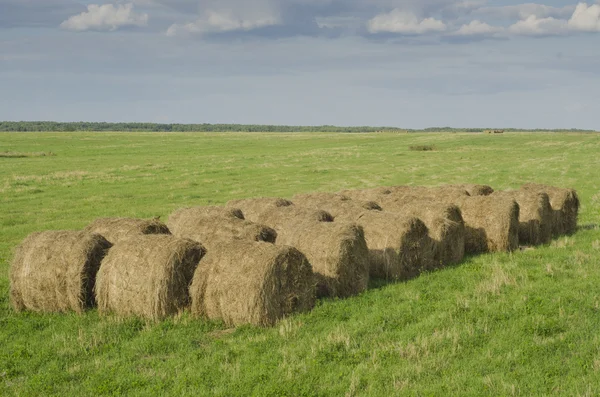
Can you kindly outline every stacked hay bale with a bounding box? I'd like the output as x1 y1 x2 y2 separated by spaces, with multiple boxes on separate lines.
341 186 518 254
227 197 334 224
521 183 580 236
230 200 369 298
293 193 435 280
226 197 294 222
190 241 315 327
491 190 553 246
167 206 276 246
95 234 205 320
374 197 465 268
84 217 171 244
10 231 111 313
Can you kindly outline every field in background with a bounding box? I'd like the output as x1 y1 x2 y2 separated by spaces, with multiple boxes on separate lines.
1 131 600 395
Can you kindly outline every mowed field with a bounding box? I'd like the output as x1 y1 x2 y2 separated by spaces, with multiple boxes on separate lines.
1 131 600 396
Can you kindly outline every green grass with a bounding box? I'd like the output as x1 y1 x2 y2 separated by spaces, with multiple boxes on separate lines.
1 131 600 396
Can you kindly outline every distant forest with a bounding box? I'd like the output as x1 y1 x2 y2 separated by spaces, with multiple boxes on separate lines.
0 121 596 133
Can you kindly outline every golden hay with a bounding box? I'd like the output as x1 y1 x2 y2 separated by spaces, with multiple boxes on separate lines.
95 234 205 320
454 184 494 196
339 185 470 202
229 198 334 224
376 197 465 268
293 194 434 279
10 231 111 313
84 217 170 244
226 197 293 222
453 195 520 253
521 183 580 236
167 210 276 246
190 241 315 327
257 215 369 298
492 190 553 246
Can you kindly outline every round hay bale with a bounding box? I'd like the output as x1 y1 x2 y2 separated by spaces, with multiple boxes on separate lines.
492 190 553 245
453 195 520 253
96 234 205 320
293 194 433 279
265 218 369 298
10 231 111 313
84 217 171 244
226 197 293 222
167 210 276 247
340 185 470 202
190 241 315 327
521 183 580 236
377 197 465 268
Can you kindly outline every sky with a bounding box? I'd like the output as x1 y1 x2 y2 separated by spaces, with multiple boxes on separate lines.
1 0 599 129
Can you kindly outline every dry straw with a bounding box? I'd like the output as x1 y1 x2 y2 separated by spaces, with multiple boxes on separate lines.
340 185 470 202
167 207 276 246
521 183 580 236
190 241 315 327
292 194 434 281
258 213 369 298
95 234 205 320
10 231 111 313
455 184 494 196
377 196 465 268
226 197 294 222
492 190 553 246
84 217 170 244
453 195 520 253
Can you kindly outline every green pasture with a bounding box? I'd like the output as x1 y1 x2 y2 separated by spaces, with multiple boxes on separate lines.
1 131 599 396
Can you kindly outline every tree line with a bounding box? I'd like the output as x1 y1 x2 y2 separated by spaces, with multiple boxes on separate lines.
0 121 596 133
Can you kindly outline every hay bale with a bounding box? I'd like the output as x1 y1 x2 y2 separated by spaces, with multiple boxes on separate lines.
228 198 333 224
190 241 315 327
168 206 244 230
84 217 170 244
340 185 470 202
455 184 494 196
521 183 580 236
167 209 276 246
453 196 520 253
293 194 434 279
292 193 382 218
226 197 293 222
376 197 465 268
96 234 205 320
256 215 369 298
492 190 553 245
10 231 111 313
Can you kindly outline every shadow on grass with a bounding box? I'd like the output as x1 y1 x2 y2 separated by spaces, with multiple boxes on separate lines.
578 224 599 231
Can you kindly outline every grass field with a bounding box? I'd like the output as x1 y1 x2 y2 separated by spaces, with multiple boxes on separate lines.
1 131 600 396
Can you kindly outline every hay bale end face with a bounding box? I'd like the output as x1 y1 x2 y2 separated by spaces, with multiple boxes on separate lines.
190 241 315 327
10 231 111 313
84 217 171 244
95 235 205 320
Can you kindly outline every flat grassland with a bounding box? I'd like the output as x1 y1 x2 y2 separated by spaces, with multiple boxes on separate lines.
1 131 600 396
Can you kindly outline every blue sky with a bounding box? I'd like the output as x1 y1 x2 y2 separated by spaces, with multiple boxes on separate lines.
1 0 599 128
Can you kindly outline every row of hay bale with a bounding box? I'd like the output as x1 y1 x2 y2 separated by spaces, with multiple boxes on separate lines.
9 183 579 327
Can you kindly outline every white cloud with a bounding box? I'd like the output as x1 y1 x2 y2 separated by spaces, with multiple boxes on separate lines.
367 9 446 34
508 15 568 36
60 3 148 31
453 20 503 36
166 8 281 36
477 4 575 20
568 3 600 32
